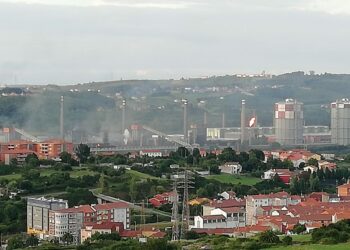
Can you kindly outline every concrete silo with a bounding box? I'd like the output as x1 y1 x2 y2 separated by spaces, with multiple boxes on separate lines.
331 98 350 145
274 99 304 145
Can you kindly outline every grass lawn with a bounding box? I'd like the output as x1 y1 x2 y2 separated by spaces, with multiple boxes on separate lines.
126 169 160 180
205 173 261 185
289 234 312 242
267 242 350 250
0 173 21 181
0 167 97 181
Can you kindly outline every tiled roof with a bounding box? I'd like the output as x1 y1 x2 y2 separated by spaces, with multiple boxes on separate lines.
57 205 95 213
208 199 245 208
90 222 124 230
201 215 226 220
94 201 129 210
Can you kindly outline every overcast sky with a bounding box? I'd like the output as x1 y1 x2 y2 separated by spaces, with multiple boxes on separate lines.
1 0 350 84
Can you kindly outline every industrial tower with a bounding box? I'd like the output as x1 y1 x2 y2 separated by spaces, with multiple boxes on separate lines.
121 99 126 133
240 99 246 143
60 96 64 139
183 99 188 143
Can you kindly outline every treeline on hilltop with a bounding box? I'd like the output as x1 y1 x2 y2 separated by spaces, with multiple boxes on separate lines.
3 72 350 134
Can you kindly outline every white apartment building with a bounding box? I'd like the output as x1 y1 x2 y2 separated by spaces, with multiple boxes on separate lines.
49 208 84 244
219 162 242 175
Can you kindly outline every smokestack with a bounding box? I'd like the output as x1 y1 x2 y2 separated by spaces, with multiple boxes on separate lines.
222 112 226 128
240 100 246 143
203 110 208 126
183 99 188 143
121 99 126 133
60 96 64 140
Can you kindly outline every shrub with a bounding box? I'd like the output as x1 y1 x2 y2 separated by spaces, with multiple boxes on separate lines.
282 236 293 246
259 230 280 244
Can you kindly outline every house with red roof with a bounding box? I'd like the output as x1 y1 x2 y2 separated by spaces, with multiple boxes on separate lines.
263 169 295 184
149 192 177 207
81 222 124 243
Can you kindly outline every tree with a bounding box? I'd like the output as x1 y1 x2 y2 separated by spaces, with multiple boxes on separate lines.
60 151 73 164
129 177 138 202
282 236 293 245
26 234 39 247
290 176 300 195
218 147 238 162
258 230 280 244
310 175 321 192
292 223 306 234
25 153 39 167
177 147 189 158
62 232 74 245
307 158 318 167
209 165 221 175
7 235 24 250
75 143 90 164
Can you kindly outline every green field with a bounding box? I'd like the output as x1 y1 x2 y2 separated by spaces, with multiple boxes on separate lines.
268 242 350 250
205 173 262 185
126 169 160 180
0 167 97 181
0 173 21 181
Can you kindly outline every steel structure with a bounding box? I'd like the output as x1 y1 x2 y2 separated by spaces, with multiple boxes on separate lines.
171 180 179 241
178 170 194 239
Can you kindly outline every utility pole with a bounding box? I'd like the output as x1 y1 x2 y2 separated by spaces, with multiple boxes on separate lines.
171 179 179 241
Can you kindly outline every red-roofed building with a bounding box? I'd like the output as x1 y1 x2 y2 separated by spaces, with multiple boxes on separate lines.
263 169 294 184
81 222 124 243
149 192 177 207
337 183 350 197
93 202 130 229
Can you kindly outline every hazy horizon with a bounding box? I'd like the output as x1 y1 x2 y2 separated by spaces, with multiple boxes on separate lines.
1 0 350 85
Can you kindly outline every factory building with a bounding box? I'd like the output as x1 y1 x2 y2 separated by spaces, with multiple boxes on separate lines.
274 99 304 145
331 98 350 145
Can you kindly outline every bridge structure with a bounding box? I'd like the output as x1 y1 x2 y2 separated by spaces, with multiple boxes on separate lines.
90 125 193 153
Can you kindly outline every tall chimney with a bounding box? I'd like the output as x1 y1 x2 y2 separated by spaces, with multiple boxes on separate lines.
240 99 246 143
60 96 64 139
222 112 226 128
121 99 126 133
183 99 188 143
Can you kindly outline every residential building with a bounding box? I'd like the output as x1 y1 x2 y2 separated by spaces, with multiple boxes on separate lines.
139 150 162 157
94 202 131 229
27 197 68 238
81 222 124 243
219 162 242 175
337 183 350 197
203 199 245 216
0 139 74 163
149 192 177 207
263 169 294 184
246 192 300 225
49 207 84 244
219 191 237 200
